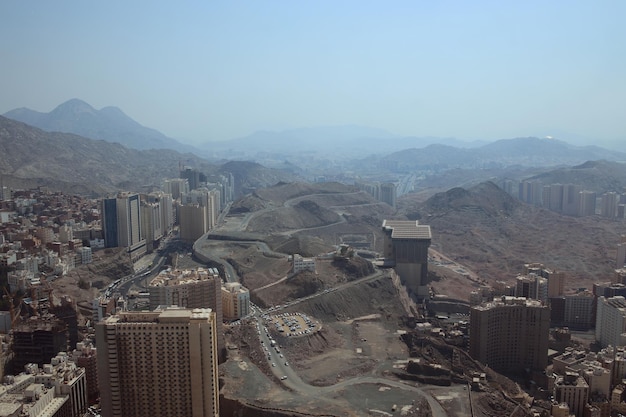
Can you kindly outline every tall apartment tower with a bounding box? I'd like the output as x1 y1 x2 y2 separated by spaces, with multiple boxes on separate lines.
617 235 626 268
181 167 202 191
519 180 543 206
141 200 162 252
547 183 564 212
102 192 146 260
602 192 618 219
469 296 550 374
382 220 431 298
178 204 208 242
163 178 189 200
515 273 548 302
525 263 565 298
181 188 220 231
380 183 397 208
148 268 224 358
96 307 219 417
578 191 597 217
562 184 582 216
595 296 626 348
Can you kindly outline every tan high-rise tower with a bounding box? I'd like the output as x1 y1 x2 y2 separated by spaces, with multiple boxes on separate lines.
469 296 549 374
96 307 219 417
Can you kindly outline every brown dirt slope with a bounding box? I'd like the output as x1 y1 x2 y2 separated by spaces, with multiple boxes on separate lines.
247 200 341 233
399 181 626 289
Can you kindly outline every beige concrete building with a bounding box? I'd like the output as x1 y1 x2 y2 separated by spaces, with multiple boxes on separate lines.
595 296 626 348
221 282 250 320
524 263 565 298
96 307 219 417
291 253 316 273
178 204 207 242
381 219 431 298
148 267 224 356
554 372 589 417
469 296 549 374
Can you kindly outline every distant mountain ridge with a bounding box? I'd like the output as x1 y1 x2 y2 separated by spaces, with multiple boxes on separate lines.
378 137 626 171
3 99 198 152
0 116 299 196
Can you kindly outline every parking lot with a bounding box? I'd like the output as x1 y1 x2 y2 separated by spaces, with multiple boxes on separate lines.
264 312 321 337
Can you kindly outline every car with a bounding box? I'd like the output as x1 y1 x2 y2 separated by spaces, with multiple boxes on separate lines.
271 363 276 367
280 376 287 380
284 362 289 366
279 353 283 358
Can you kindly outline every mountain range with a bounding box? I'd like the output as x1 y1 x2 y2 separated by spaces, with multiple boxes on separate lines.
3 99 199 153
3 98 626 197
7 99 626 172
0 116 299 196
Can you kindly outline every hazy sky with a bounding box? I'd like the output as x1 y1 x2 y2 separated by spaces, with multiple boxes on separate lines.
1 1 624 146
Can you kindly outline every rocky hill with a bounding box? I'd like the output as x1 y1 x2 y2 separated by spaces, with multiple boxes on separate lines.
400 181 626 288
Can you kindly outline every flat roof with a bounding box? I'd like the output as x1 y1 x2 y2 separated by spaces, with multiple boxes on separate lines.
382 220 431 239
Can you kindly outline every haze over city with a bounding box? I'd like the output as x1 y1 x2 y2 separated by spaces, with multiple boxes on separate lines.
1 1 625 148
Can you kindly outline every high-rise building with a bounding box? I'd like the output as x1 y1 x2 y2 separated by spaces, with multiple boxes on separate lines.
163 178 189 200
601 192 618 219
547 183 564 212
12 315 68 374
141 199 162 252
148 268 224 357
515 273 548 302
101 192 146 260
381 220 431 298
178 204 207 242
180 167 202 191
380 182 397 208
617 236 626 269
181 188 220 231
96 307 219 417
563 291 595 330
469 296 549 374
519 180 543 206
595 296 626 348
563 184 582 216
524 263 565 298
71 339 99 404
578 191 597 217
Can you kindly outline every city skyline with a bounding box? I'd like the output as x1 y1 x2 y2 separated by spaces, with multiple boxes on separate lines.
1 1 625 147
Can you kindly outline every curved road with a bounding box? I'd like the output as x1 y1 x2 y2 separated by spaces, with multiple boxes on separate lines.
195 192 453 416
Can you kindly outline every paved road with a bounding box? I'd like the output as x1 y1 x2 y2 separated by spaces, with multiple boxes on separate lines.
197 192 454 416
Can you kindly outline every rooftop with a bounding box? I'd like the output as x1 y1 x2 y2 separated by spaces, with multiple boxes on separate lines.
382 220 431 240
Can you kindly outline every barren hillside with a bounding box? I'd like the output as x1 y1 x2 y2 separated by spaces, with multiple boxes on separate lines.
399 181 626 290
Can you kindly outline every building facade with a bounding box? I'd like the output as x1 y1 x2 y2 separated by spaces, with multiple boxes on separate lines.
96 308 219 417
469 296 550 374
148 268 224 356
595 296 626 348
382 220 431 298
102 192 146 260
221 282 250 320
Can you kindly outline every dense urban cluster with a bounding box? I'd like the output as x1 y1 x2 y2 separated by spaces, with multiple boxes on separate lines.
2 174 626 417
